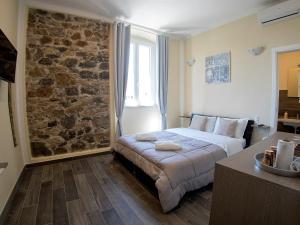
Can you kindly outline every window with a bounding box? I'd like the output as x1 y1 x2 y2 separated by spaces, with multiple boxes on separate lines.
125 37 156 107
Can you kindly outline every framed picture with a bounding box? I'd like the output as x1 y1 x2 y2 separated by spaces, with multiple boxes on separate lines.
205 52 231 84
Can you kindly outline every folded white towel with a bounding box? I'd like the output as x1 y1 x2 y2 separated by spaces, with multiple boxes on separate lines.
135 133 157 141
155 141 181 151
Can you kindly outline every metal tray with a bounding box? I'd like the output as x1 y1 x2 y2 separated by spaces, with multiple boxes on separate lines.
254 153 300 177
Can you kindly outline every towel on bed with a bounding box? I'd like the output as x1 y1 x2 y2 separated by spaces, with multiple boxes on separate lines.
155 140 182 151
136 133 157 141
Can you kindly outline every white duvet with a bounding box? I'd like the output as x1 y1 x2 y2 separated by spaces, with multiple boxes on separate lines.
167 128 245 157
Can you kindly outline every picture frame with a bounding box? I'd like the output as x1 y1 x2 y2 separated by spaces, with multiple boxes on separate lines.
205 52 231 84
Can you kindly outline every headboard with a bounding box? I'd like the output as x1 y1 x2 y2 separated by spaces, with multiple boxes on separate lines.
190 113 254 148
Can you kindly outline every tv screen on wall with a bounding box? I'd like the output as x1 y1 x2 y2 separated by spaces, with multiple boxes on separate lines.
0 29 17 83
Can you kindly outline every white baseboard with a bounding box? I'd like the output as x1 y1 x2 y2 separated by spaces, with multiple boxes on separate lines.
28 147 112 164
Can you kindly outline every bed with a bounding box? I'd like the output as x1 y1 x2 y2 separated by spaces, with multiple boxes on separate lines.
114 114 254 212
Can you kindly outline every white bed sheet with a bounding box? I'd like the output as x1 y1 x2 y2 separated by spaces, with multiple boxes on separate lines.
167 128 244 157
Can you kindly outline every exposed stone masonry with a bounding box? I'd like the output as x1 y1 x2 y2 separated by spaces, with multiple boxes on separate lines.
26 8 110 157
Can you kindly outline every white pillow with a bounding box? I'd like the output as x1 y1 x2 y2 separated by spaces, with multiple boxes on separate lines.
189 115 207 131
205 116 217 132
214 117 248 139
235 118 249 139
214 118 237 138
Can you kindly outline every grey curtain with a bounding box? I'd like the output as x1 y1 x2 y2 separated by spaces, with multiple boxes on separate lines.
157 35 169 130
114 22 131 137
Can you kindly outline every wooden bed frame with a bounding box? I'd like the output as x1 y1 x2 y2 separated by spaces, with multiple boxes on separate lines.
114 115 255 198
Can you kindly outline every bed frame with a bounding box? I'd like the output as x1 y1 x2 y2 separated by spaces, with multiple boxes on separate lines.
114 152 159 197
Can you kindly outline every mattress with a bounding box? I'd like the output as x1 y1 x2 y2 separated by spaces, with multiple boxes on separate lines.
115 128 245 212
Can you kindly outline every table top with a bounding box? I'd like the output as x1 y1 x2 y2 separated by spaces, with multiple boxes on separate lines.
217 132 300 192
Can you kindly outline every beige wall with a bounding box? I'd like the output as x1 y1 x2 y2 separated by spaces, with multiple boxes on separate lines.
123 106 161 135
123 39 181 134
184 14 300 134
0 0 24 215
168 39 181 128
278 51 300 90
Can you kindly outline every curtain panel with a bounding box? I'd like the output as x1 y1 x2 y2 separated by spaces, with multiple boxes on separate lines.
157 35 169 130
114 22 131 137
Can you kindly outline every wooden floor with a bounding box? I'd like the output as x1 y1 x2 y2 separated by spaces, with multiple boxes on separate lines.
4 153 212 225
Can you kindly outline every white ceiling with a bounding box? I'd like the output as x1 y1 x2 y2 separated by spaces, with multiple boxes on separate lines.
37 0 285 35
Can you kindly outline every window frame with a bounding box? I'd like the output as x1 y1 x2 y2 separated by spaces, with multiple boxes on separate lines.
125 36 157 107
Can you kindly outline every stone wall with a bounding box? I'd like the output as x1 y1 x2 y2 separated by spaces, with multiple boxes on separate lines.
25 9 111 157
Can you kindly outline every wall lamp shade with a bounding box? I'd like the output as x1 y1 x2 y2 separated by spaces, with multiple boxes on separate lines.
186 58 196 66
248 46 265 56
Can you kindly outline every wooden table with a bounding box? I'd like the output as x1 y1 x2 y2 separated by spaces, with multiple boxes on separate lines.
209 132 300 225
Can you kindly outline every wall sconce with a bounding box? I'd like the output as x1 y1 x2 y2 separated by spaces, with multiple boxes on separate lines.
186 58 196 67
248 46 265 56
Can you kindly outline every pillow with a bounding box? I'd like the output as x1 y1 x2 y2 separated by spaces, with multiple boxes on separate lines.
205 116 217 132
214 118 238 138
189 115 207 131
219 118 249 139
234 118 249 139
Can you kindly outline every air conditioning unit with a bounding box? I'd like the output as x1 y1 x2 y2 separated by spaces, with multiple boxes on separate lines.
258 0 300 25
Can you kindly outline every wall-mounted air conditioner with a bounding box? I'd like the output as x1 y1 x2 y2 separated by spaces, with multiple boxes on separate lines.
258 0 300 25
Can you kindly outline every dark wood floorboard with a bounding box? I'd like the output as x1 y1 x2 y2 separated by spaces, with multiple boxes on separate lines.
3 154 213 225
63 170 79 201
87 210 107 225
53 163 64 190
67 200 90 225
5 169 33 225
53 188 69 225
91 160 146 225
4 192 26 225
18 169 33 193
23 167 43 207
36 181 53 225
61 161 72 171
42 165 53 182
74 173 99 213
102 208 124 225
79 159 92 173
18 205 37 225
85 173 113 211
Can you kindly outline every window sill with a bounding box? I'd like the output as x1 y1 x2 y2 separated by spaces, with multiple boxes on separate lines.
125 105 157 108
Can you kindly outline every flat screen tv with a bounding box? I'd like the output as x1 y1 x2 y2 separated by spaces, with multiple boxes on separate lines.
0 29 17 83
